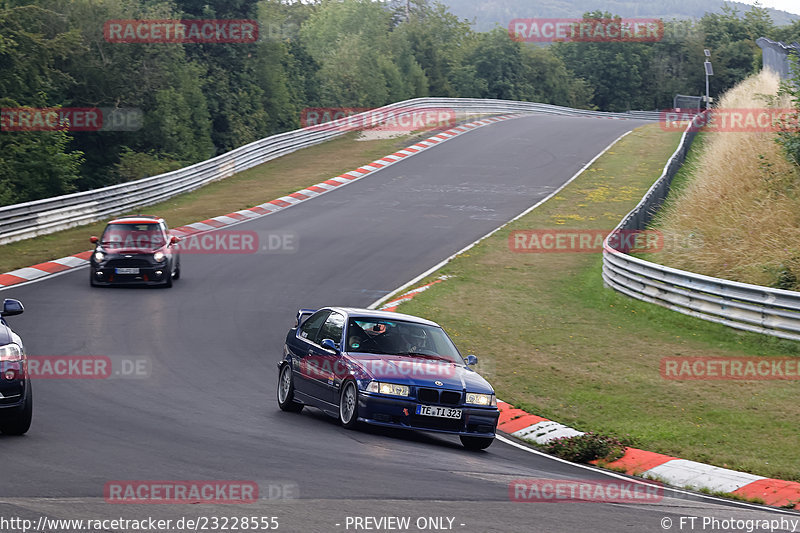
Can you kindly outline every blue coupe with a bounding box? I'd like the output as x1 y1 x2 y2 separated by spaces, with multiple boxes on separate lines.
277 307 499 450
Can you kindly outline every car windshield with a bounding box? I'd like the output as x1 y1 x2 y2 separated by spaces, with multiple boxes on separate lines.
101 223 165 250
346 318 463 364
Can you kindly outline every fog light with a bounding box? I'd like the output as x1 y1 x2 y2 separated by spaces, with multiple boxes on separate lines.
95 271 104 278
154 270 163 277
4 369 15 380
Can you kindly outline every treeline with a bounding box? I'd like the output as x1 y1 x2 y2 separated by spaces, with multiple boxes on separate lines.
1 0 799 207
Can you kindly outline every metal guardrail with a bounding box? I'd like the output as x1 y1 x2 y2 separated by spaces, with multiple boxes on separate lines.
602 115 800 341
0 98 659 244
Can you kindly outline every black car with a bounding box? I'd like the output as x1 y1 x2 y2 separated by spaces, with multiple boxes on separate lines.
90 215 181 287
0 298 31 435
277 307 500 450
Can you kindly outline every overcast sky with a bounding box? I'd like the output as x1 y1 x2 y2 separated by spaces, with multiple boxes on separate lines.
738 0 800 16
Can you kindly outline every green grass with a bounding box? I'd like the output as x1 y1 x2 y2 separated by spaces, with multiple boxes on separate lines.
0 131 426 274
395 124 800 481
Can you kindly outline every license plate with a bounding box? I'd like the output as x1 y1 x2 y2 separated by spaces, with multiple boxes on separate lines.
415 405 462 419
115 268 139 274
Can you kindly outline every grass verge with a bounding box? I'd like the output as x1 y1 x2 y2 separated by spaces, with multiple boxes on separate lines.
396 123 800 481
0 130 431 274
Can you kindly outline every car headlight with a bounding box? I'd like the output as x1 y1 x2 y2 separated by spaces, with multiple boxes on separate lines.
0 343 23 362
366 381 410 397
153 251 166 263
93 251 105 263
466 393 495 406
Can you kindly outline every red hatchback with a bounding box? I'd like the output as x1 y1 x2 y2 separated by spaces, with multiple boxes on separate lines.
89 215 181 287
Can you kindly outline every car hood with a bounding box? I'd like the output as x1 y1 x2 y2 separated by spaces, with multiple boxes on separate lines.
345 353 494 393
102 247 160 254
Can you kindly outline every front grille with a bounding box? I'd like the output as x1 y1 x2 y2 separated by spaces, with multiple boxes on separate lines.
440 391 461 405
106 258 152 268
416 388 462 406
417 388 439 403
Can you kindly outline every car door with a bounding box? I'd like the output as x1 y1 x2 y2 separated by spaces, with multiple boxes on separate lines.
307 311 346 405
290 309 330 398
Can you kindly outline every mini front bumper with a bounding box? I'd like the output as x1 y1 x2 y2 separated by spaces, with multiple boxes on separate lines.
0 373 28 410
357 392 499 437
91 265 169 285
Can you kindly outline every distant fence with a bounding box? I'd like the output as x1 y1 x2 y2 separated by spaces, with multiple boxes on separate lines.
757 37 800 80
0 98 659 245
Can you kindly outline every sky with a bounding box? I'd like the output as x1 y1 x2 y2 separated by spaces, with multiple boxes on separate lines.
737 0 800 16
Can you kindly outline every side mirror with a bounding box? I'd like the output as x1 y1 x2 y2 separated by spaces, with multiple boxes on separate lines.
465 354 478 366
170 235 180 245
320 339 340 353
1 299 24 317
90 236 99 244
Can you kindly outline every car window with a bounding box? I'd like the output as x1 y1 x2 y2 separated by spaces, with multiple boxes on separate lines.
298 310 329 342
316 312 345 344
101 223 166 249
348 317 462 363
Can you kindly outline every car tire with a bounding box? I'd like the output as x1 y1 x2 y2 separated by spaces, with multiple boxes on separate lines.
0 386 32 436
277 364 303 413
338 380 359 429
172 263 181 281
89 269 98 287
163 270 173 288
460 436 494 451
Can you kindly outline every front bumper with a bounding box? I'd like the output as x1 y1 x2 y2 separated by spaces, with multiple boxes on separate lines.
357 392 499 437
0 365 28 410
91 265 169 285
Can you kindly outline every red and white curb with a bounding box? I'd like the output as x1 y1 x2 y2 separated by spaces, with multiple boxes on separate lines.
379 278 800 510
0 252 92 288
0 115 521 290
496 401 800 508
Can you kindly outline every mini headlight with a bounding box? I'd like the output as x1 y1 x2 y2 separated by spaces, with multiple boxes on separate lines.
0 343 23 362
93 251 105 263
466 393 494 406
153 251 166 263
366 381 409 397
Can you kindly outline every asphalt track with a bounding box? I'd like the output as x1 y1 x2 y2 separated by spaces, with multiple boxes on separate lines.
1 114 795 532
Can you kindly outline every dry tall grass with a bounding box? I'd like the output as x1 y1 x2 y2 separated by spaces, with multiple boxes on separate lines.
651 70 800 290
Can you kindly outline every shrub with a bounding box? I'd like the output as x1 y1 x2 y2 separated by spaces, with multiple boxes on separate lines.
543 432 630 463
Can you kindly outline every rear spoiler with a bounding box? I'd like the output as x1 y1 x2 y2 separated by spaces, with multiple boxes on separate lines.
295 308 317 328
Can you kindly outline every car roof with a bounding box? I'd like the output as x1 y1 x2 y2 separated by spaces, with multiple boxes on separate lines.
107 215 164 225
326 307 441 327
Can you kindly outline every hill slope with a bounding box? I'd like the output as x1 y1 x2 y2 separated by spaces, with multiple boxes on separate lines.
440 0 799 31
